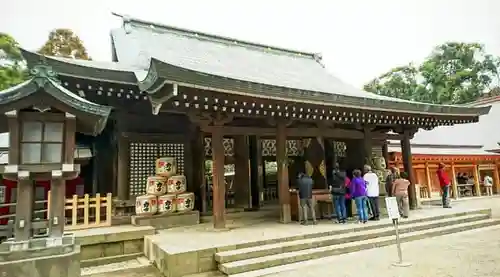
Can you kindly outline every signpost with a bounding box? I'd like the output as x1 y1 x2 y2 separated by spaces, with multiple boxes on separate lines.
385 197 412 267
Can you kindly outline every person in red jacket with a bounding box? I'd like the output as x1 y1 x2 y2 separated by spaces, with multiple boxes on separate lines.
437 163 452 208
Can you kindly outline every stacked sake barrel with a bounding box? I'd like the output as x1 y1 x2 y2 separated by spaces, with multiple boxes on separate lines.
135 157 195 216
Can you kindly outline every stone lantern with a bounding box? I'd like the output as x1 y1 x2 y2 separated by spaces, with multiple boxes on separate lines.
0 62 111 276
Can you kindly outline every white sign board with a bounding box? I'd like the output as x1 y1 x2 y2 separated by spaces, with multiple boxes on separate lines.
385 197 400 220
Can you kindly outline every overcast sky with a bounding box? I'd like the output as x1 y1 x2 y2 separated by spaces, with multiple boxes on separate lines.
2 0 499 87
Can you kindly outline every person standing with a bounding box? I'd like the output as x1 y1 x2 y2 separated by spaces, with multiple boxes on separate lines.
364 165 380 221
297 173 317 225
330 163 347 224
385 167 398 197
351 169 368 223
392 171 410 218
437 163 452 208
484 174 493 196
344 175 353 219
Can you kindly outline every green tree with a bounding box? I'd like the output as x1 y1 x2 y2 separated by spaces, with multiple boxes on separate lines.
0 33 27 90
38 28 91 60
365 42 500 104
364 64 426 101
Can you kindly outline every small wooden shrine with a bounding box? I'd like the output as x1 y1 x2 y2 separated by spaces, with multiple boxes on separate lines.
0 13 492 229
388 94 500 199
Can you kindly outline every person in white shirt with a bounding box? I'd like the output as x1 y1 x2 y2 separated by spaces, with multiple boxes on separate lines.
484 175 493 196
363 165 380 221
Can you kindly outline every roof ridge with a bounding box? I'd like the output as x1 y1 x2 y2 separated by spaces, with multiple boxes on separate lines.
111 12 320 59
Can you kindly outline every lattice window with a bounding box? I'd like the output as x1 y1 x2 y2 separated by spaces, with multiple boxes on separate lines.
204 138 234 157
333 141 347 158
129 142 185 196
261 139 303 157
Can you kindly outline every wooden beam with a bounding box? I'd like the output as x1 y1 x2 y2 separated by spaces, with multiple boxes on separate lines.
200 125 404 140
425 162 433 197
276 120 291 223
116 134 130 200
211 125 226 229
233 135 251 208
401 130 417 209
450 163 458 199
494 164 500 194
472 164 481 196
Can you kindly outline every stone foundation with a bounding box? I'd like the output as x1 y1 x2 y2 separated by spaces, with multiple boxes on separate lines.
0 235 80 277
132 210 200 229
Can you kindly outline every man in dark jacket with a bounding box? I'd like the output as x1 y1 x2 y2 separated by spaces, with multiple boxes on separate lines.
297 173 317 225
330 163 347 223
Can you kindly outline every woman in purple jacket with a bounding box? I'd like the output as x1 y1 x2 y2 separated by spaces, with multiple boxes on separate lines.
350 169 368 223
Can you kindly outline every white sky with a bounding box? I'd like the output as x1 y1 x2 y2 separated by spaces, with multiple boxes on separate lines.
2 0 500 87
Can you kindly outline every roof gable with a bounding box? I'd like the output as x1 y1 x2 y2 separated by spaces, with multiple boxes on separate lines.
403 100 500 151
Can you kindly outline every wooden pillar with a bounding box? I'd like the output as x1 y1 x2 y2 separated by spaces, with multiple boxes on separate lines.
363 127 373 166
211 126 226 229
400 130 417 209
48 176 65 240
450 163 458 199
191 129 206 213
324 139 335 184
116 134 130 200
473 164 481 196
15 178 34 241
494 164 500 194
233 135 251 208
249 136 263 209
276 121 291 223
424 162 432 198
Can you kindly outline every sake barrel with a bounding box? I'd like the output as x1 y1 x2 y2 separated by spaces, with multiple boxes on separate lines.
146 176 168 196
158 194 177 214
176 192 195 212
155 157 177 178
167 175 187 194
135 195 158 216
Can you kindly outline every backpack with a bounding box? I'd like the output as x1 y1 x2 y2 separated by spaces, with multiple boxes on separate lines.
331 171 346 195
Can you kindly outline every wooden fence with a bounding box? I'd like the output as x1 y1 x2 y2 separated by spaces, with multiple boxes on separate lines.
48 192 113 230
0 192 113 237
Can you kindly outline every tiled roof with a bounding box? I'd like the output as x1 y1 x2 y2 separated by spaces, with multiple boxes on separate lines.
389 97 500 155
409 99 500 151
108 14 489 117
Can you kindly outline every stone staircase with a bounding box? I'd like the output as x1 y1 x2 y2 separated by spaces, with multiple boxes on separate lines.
215 209 500 276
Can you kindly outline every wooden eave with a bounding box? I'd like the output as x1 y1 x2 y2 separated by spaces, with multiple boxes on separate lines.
21 51 490 128
0 65 112 136
21 49 141 85
139 59 489 123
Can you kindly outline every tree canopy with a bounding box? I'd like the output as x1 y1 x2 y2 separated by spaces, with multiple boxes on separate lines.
38 28 91 60
365 42 500 104
0 33 26 90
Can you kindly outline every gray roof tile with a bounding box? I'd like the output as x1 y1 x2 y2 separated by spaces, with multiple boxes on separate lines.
390 97 500 154
109 20 423 104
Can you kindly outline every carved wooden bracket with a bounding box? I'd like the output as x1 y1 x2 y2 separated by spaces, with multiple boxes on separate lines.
187 111 234 130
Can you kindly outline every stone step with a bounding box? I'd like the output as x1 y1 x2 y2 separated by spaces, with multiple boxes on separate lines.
217 208 490 251
216 213 488 263
230 224 500 277
81 256 152 276
219 218 500 275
